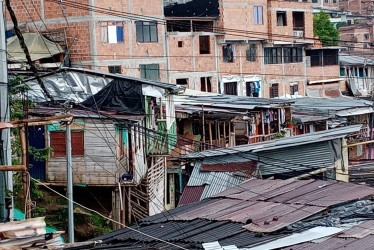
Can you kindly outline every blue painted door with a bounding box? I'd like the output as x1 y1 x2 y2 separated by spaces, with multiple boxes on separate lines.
28 126 46 181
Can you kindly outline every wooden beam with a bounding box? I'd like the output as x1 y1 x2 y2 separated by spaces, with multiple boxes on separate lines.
11 114 73 125
0 165 26 171
344 140 374 148
12 120 62 128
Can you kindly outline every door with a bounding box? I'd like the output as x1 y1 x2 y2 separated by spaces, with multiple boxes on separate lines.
28 126 46 181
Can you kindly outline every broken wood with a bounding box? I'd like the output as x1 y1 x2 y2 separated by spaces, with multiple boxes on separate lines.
0 165 26 171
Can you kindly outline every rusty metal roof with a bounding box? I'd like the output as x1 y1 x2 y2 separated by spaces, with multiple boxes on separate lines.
85 180 374 250
178 186 205 207
176 179 374 233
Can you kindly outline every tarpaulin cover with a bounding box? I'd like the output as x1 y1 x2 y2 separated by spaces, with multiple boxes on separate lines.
82 79 145 114
7 33 63 62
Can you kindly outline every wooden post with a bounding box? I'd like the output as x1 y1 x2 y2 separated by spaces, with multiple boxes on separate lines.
228 121 232 146
223 121 226 147
209 122 213 148
261 111 265 141
202 105 205 150
277 108 281 132
19 126 31 219
217 121 221 147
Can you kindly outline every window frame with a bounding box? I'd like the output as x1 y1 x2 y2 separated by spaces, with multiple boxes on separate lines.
270 83 279 98
108 66 121 74
136 21 158 43
223 44 235 63
100 21 124 44
284 47 303 63
264 47 282 64
276 11 287 26
246 44 257 62
199 36 211 54
290 84 299 95
200 77 212 92
254 6 263 25
50 131 84 157
140 64 160 81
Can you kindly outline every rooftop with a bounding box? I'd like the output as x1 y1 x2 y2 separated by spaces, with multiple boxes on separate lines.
76 179 374 250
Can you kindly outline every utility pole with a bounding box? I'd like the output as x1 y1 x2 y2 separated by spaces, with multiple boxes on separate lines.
66 121 74 243
0 0 13 222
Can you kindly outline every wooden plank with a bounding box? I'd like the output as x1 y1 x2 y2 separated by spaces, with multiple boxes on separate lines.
11 115 72 125
0 165 26 171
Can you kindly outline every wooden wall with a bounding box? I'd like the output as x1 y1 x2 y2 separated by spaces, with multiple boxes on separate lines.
46 119 123 186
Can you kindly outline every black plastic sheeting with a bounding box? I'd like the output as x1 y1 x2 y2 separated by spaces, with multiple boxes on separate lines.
81 79 145 115
287 200 374 232
164 0 219 17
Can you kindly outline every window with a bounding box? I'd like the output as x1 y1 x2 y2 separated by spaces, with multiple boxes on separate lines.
199 36 210 54
312 0 318 3
201 77 212 92
270 84 279 98
254 6 263 24
178 41 183 47
333 0 336 3
136 21 158 42
284 47 303 63
224 82 238 95
306 49 338 66
108 66 121 74
340 67 345 76
100 22 124 43
277 11 287 26
264 47 282 64
223 44 235 63
140 64 159 81
364 34 370 40
324 0 328 3
246 44 257 62
293 12 304 29
290 84 299 95
246 82 260 97
50 131 84 157
176 78 188 85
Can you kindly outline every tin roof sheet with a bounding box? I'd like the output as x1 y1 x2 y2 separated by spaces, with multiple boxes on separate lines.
337 220 374 239
178 186 205 207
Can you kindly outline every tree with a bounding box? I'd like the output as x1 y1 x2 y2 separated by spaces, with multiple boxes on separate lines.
314 11 339 46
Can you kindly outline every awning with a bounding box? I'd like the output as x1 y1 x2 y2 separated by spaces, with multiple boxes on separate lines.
308 78 344 84
7 33 63 62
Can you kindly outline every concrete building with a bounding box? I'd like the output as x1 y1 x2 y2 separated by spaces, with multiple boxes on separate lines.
7 0 340 98
165 0 339 98
6 0 169 81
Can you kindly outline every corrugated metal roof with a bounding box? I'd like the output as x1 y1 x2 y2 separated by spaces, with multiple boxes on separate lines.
340 54 374 66
178 186 205 207
291 97 372 118
87 179 374 250
178 125 361 161
281 222 374 250
337 220 374 239
174 179 374 233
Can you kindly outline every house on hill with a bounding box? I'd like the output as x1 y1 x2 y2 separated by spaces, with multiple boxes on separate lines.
68 178 374 249
25 68 184 226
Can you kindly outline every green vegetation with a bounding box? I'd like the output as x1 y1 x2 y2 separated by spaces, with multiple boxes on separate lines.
314 11 340 46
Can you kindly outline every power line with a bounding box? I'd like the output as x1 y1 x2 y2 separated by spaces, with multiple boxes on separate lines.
30 177 189 250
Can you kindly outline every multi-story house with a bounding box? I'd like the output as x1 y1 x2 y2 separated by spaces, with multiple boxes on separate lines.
164 0 340 98
6 0 168 82
7 0 340 99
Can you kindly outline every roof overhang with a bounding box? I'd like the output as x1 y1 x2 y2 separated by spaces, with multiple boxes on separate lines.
308 78 344 84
